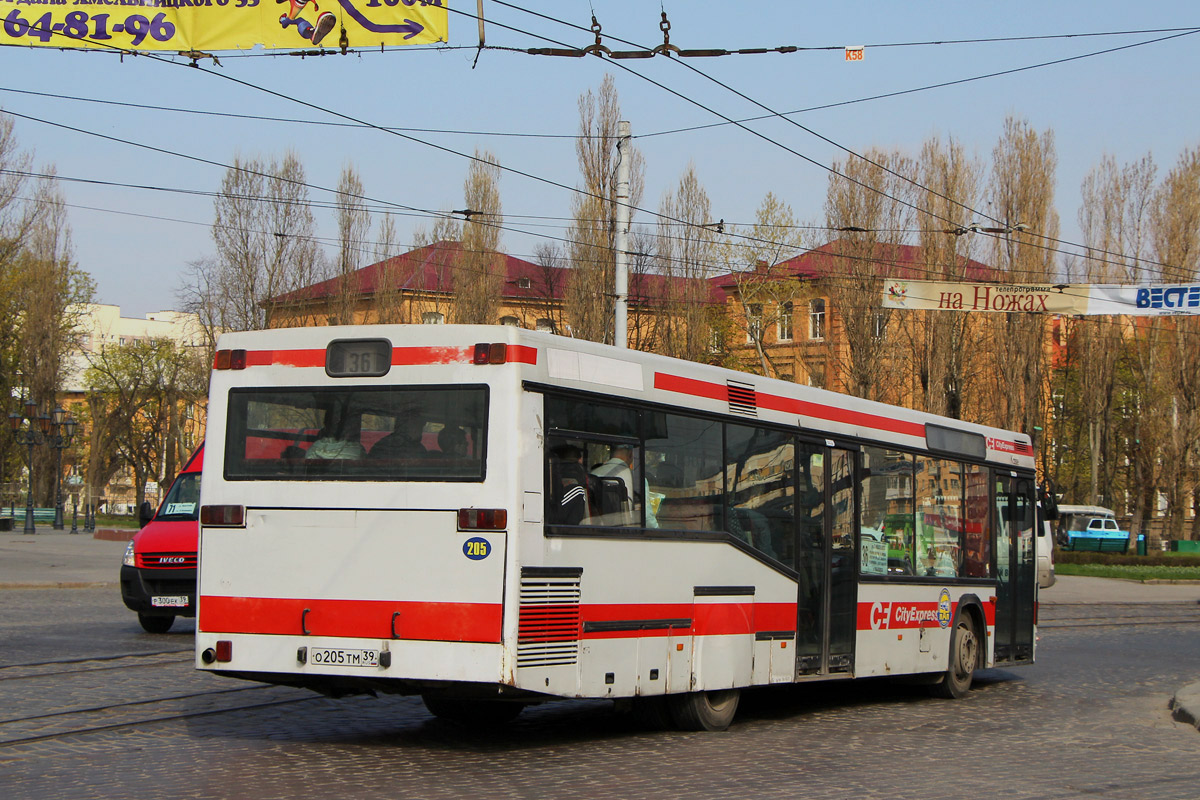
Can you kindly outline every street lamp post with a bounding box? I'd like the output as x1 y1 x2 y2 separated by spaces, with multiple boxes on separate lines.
49 407 77 531
8 398 50 535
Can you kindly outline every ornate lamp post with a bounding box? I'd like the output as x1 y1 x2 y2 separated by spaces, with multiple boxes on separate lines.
8 398 50 535
49 407 77 530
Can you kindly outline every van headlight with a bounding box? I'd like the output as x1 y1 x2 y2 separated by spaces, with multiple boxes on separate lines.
123 541 136 567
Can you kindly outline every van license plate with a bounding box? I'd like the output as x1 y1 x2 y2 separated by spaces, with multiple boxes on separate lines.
309 648 379 668
151 595 189 607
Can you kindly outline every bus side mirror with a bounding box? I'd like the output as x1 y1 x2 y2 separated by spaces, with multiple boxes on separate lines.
138 501 155 528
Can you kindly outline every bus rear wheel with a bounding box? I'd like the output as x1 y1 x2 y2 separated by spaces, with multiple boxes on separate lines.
137 613 174 634
421 693 524 726
931 614 979 699
667 688 740 731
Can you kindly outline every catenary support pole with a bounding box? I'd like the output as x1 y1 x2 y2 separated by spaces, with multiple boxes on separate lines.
613 120 631 348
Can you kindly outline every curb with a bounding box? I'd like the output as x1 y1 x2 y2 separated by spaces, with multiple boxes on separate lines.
1170 682 1200 730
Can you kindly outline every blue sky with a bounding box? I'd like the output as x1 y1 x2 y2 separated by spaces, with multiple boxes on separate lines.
0 1 1196 316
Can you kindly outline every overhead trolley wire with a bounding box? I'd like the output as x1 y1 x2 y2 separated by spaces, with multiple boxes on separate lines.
480 2 1199 282
3 13 1193 283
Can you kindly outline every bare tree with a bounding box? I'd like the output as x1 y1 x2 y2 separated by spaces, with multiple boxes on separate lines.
454 150 504 324
328 163 371 326
1147 147 1200 540
182 151 323 353
823 148 915 402
15 175 93 504
720 191 806 377
909 135 983 419
84 338 207 514
564 75 644 343
982 117 1060 434
1074 154 1156 508
656 162 717 362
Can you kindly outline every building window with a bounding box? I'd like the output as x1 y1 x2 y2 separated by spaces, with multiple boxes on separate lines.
746 304 763 344
809 299 826 341
500 316 520 327
806 359 826 389
778 301 793 342
536 318 556 333
515 277 531 290
872 311 886 339
422 311 445 325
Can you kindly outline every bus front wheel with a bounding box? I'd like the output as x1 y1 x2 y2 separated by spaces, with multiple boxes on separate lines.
931 614 979 699
668 688 740 731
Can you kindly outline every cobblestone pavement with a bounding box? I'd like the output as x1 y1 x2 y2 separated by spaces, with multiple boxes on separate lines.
1 587 1198 800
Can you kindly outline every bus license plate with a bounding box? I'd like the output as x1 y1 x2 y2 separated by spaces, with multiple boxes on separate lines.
151 595 189 607
309 648 379 668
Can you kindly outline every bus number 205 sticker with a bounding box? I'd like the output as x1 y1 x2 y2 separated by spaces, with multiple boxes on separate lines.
463 537 491 560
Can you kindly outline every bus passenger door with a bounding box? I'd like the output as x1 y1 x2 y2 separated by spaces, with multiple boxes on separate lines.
993 475 1036 663
794 442 857 676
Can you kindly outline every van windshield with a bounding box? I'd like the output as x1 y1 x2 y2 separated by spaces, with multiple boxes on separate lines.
223 385 488 482
157 473 201 521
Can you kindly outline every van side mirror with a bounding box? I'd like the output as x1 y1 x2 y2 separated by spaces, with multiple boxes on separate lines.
138 501 155 528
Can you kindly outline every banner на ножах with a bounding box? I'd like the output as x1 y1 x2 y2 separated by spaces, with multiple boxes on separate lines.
882 280 1200 316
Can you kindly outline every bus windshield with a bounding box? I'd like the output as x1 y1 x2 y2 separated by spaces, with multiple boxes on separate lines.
223 385 488 481
156 472 201 521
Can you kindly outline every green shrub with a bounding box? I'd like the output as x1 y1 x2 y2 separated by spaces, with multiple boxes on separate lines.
1054 549 1200 567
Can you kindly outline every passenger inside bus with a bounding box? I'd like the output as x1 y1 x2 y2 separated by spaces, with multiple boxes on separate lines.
436 425 468 458
368 416 429 460
306 413 365 460
549 444 590 525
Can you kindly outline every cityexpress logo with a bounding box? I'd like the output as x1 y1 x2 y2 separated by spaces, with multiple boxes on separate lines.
1135 285 1200 310
987 437 1019 454
869 595 953 630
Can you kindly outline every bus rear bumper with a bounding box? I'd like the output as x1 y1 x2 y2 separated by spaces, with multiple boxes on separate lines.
195 632 508 691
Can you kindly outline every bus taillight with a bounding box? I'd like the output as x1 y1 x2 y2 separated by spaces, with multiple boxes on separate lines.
458 508 507 530
201 505 245 527
473 343 508 365
213 349 247 370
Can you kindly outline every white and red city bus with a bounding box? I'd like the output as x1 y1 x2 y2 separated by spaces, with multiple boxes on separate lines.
196 325 1038 730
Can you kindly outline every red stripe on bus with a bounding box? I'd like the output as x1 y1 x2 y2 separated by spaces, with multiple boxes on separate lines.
198 596 502 643
654 371 925 439
391 346 474 365
653 373 729 401
507 344 538 365
236 345 536 369
244 349 324 368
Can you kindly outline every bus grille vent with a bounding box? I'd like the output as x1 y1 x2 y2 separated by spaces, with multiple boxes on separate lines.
1015 441 1032 453
727 380 758 417
518 572 581 668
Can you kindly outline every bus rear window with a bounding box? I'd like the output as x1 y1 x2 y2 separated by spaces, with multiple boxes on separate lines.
223 386 488 482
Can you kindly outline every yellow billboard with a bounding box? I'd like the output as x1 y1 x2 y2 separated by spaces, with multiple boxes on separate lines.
0 0 447 51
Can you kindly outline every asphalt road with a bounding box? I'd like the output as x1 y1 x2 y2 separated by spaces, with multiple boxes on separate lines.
1 579 1198 800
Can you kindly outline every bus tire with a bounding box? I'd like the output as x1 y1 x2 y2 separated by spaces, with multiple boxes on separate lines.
931 613 979 699
138 613 174 634
667 689 740 731
421 693 524 726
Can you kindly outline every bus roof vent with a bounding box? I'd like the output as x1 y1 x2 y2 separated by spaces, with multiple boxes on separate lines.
518 567 582 669
727 379 758 417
